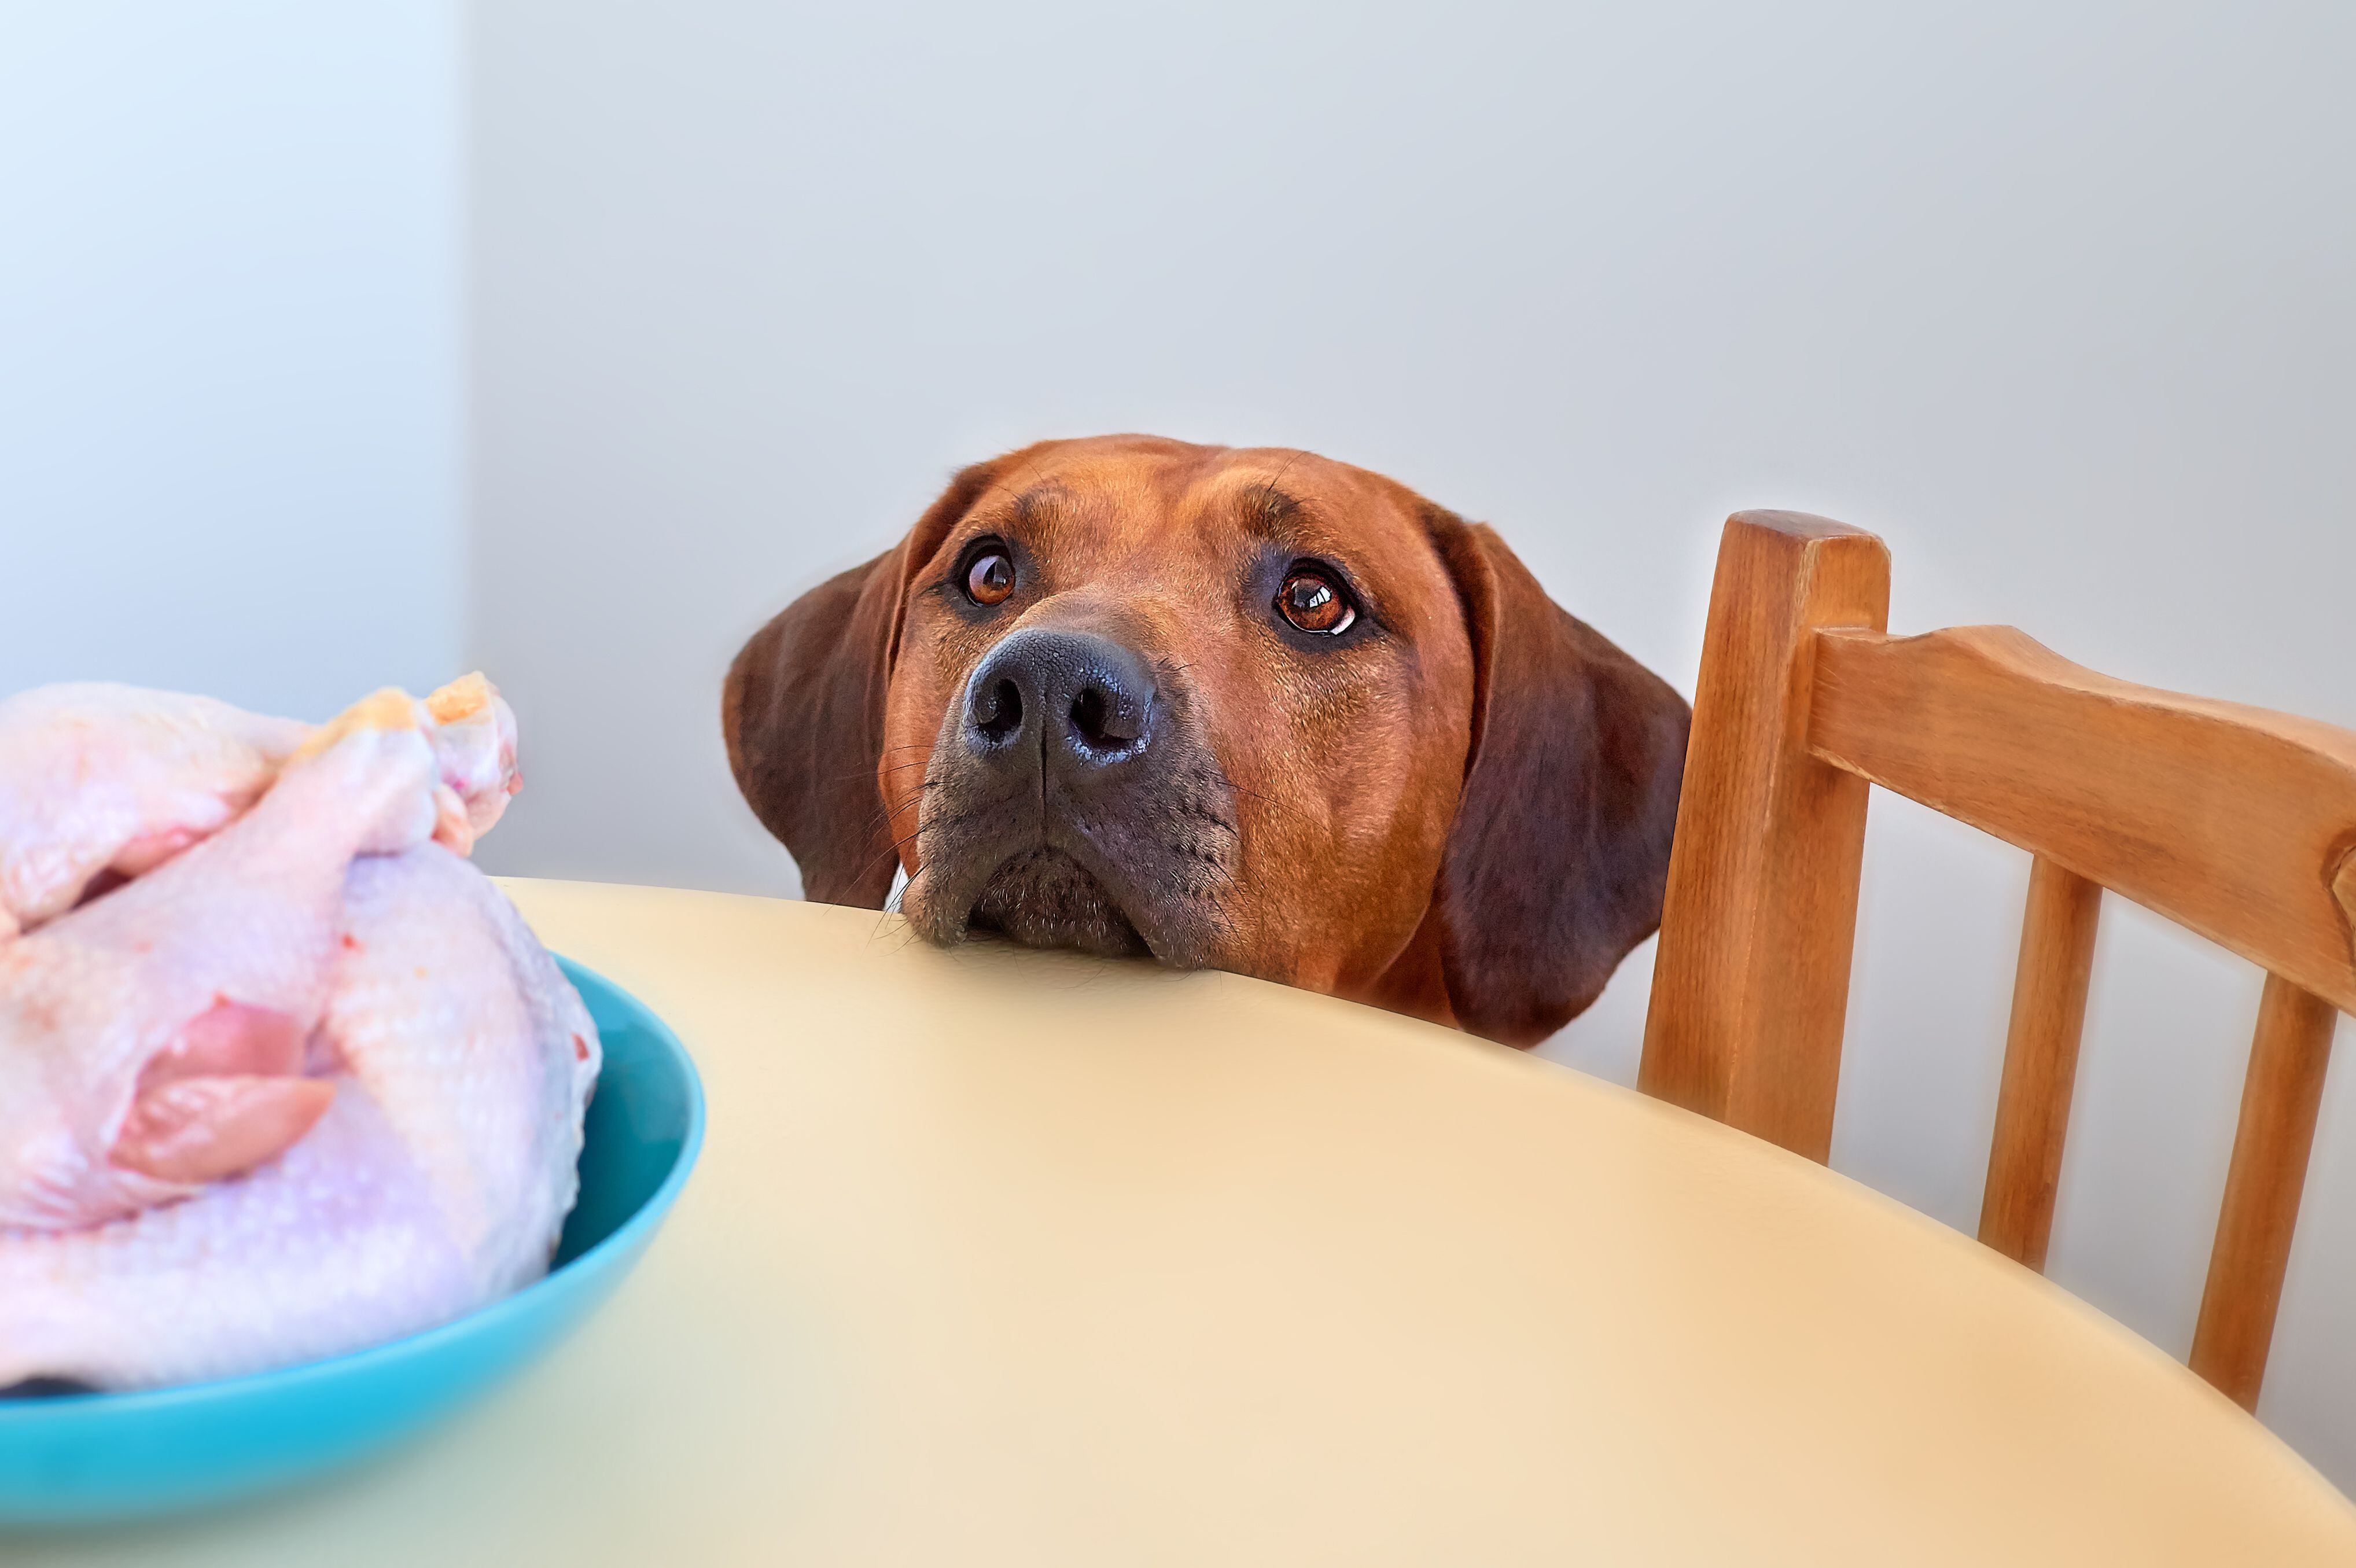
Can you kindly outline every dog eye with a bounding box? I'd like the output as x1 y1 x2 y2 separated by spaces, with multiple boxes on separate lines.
963 546 1016 607
1275 565 1356 635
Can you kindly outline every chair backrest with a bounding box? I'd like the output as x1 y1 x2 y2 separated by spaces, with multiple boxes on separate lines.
1640 510 2356 1411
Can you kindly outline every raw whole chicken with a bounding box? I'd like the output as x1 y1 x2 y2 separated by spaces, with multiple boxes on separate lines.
0 678 598 1391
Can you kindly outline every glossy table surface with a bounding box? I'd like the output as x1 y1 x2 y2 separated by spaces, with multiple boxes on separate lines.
21 879 2356 1565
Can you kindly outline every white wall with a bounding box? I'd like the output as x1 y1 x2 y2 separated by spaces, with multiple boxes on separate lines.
464 0 2356 1484
0 1 463 724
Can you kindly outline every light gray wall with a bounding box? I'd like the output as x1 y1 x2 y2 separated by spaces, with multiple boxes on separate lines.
0 1 464 723
468 0 2356 1483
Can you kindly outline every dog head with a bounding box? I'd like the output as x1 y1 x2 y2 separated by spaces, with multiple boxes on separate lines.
724 436 1689 1045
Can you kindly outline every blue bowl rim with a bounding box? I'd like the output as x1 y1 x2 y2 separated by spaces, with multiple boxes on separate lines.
0 955 705 1420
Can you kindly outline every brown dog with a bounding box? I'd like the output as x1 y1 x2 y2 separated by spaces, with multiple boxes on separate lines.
723 436 1689 1046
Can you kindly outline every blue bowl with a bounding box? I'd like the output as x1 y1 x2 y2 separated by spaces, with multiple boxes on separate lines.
0 958 704 1526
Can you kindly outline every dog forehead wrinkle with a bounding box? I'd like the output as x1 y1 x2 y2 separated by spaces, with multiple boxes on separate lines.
930 480 1085 579
1186 472 1441 635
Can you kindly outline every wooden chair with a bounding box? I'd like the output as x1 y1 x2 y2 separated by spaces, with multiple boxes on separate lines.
1640 510 2356 1411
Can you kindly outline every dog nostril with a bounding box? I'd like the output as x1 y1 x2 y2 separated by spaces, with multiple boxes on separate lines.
1068 685 1142 753
1070 688 1109 748
974 679 1024 744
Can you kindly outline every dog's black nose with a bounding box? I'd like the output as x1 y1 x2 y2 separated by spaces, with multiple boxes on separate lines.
965 628 1156 764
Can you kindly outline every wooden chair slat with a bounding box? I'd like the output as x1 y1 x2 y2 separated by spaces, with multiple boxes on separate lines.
1645 510 2356 1410
1640 513 1888 1162
2191 976 2340 1410
1808 625 2356 1017
1979 857 2103 1273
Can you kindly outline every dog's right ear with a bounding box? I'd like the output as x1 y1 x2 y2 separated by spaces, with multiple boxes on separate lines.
722 459 1005 906
1415 505 1692 1046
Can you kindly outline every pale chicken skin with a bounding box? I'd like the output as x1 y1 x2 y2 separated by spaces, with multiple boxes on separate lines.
0 704 445 1231
0 680 522 1231
0 848 598 1390
0 678 596 1391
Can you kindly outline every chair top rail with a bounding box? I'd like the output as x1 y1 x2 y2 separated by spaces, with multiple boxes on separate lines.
1808 623 2356 1016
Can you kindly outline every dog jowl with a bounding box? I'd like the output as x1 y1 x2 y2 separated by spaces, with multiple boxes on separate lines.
723 436 1690 1047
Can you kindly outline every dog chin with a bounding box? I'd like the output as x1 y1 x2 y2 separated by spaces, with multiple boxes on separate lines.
963 846 1150 959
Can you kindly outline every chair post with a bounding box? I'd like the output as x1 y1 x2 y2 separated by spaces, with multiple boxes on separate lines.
1979 856 2103 1271
2189 975 2340 1410
1640 512 1890 1162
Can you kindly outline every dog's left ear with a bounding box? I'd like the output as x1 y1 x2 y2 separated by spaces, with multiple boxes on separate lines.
1420 507 1692 1046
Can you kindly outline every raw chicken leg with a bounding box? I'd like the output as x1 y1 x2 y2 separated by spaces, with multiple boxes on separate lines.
0 846 598 1389
0 695 447 1231
0 675 520 942
0 684 309 940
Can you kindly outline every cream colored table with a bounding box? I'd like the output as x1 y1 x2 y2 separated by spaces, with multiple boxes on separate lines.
22 881 2356 1566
